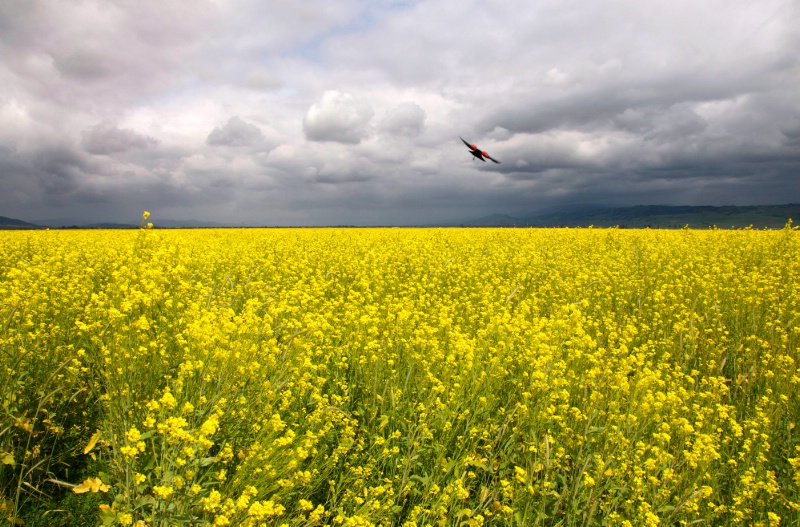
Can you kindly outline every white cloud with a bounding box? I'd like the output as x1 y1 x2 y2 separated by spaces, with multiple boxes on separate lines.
241 69 282 91
380 101 426 137
303 91 374 144
206 116 264 147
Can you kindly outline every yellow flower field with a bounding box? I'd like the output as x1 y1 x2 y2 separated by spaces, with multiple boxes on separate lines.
1 222 799 526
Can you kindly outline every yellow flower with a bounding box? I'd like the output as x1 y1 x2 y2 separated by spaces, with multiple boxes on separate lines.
126 426 141 443
248 500 285 519
159 391 177 409
203 490 222 512
309 504 326 521
200 415 219 437
119 445 138 459
72 477 110 494
153 485 174 499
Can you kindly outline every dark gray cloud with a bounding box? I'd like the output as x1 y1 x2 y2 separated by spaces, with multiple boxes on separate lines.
0 141 90 215
1 0 798 225
82 122 157 155
52 50 115 81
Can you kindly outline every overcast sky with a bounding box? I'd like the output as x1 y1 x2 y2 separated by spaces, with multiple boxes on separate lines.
1 0 798 225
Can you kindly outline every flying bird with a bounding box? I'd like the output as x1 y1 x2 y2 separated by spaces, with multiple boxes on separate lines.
461 137 500 163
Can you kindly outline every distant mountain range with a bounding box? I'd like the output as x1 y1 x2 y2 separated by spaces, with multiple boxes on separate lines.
0 216 41 229
0 217 227 229
2 204 799 230
457 204 800 229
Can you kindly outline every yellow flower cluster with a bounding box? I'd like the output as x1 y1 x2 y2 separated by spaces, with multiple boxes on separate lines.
1 223 799 525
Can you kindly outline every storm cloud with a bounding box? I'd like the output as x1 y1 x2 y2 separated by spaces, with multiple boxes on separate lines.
82 122 157 155
1 0 798 226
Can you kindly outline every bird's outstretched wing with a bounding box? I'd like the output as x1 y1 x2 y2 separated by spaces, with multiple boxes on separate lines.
461 136 500 163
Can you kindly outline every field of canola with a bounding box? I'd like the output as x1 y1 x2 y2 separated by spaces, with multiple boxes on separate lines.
1 223 799 526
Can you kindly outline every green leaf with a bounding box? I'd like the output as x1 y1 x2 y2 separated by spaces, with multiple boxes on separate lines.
200 456 218 466
1 452 15 467
410 474 429 485
100 510 116 526
136 497 156 508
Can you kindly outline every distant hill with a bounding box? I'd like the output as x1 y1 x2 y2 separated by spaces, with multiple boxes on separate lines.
3 205 799 230
461 204 800 229
82 222 138 229
0 216 40 229
461 214 520 227
2 217 228 229
153 219 228 228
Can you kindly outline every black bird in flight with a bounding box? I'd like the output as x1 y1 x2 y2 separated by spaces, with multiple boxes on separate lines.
461 137 500 163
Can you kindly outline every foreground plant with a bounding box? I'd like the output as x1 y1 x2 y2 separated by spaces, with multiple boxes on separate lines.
0 222 798 525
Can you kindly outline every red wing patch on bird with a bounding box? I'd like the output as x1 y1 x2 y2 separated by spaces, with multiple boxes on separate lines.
461 137 500 163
